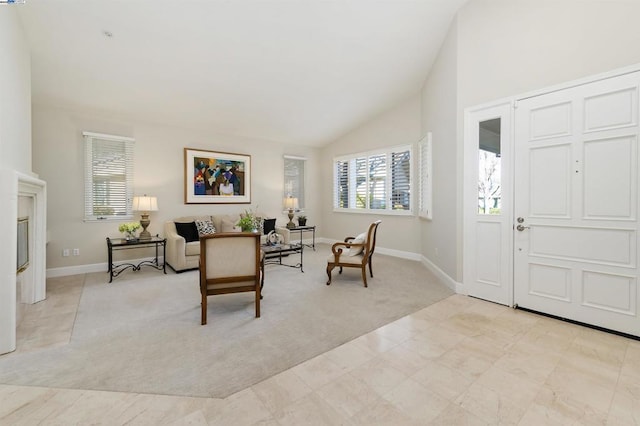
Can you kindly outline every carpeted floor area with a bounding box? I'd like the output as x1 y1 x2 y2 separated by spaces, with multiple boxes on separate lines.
0 245 453 398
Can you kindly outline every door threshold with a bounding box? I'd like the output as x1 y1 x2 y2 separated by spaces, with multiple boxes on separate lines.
516 306 639 342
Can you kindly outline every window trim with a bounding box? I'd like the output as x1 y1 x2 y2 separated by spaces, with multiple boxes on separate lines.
418 132 433 219
332 144 413 216
83 131 135 222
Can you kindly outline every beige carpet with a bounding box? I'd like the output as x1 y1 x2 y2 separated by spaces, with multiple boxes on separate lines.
0 245 453 398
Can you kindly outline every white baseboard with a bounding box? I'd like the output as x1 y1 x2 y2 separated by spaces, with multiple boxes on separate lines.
47 256 165 278
420 255 461 293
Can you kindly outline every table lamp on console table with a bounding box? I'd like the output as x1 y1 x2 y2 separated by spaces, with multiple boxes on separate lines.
133 195 158 240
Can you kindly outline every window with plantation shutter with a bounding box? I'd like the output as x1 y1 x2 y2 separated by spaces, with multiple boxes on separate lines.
369 154 386 210
83 132 135 221
333 144 412 215
334 160 349 208
391 149 410 211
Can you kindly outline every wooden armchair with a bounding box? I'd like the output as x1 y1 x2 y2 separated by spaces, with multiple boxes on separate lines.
326 220 381 287
199 232 262 325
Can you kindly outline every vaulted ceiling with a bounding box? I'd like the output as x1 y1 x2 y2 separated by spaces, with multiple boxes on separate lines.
17 0 468 146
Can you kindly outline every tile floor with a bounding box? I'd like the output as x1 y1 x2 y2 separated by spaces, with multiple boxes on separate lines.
2 276 640 425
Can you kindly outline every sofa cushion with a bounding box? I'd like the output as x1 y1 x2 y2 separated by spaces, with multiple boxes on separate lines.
263 218 276 235
221 217 241 232
175 221 199 242
185 241 200 256
195 219 216 236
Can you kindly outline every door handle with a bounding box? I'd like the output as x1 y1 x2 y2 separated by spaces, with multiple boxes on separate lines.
516 224 530 232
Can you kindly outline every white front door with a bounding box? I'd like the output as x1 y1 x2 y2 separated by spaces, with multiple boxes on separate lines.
514 72 640 336
463 103 513 305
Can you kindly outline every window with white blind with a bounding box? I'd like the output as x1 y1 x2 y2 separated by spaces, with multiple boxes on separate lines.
333 145 412 214
83 132 135 221
418 133 433 219
284 155 306 210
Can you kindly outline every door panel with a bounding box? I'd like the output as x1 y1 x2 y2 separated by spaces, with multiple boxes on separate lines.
514 72 640 336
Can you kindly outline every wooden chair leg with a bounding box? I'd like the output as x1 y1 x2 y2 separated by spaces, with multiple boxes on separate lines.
255 284 261 318
368 258 373 278
361 266 368 287
326 264 334 285
201 294 207 325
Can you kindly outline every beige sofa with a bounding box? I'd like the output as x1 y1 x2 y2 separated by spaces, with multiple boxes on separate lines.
164 213 290 272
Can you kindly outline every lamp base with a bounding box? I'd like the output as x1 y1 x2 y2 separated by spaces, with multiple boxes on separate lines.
286 209 295 229
139 213 151 240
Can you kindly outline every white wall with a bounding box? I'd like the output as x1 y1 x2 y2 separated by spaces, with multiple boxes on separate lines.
420 18 459 280
33 104 320 270
319 95 422 255
458 0 640 108
0 8 31 172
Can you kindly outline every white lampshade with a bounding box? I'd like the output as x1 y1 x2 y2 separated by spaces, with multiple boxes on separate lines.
132 195 158 212
284 197 298 211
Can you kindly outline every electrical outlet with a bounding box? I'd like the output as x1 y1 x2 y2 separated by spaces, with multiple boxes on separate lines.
434 247 439 257
62 249 70 257
73 248 80 256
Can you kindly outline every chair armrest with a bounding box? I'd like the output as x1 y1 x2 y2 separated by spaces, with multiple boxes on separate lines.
330 241 365 262
344 236 356 243
164 222 187 268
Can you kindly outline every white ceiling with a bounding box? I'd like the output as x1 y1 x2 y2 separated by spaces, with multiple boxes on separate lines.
17 0 468 147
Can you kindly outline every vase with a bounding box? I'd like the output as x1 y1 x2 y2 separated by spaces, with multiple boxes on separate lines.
125 231 136 241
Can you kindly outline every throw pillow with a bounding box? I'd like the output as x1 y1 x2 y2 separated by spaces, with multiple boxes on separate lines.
221 218 241 232
263 218 276 235
195 220 216 236
348 232 367 256
175 221 199 243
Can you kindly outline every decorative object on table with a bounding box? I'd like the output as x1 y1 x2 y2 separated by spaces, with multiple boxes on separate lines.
118 222 141 241
132 194 158 240
297 215 307 226
267 230 283 245
237 207 261 232
184 148 251 204
284 196 298 229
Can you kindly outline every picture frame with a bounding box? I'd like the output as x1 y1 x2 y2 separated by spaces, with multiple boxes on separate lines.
184 148 251 204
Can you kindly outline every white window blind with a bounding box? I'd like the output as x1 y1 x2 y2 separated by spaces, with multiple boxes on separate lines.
83 132 135 221
418 133 433 219
333 145 412 214
284 155 306 209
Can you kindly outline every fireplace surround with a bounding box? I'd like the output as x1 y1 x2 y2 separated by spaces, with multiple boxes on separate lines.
0 169 46 355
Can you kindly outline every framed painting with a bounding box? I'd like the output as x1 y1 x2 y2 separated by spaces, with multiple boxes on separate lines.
184 148 251 204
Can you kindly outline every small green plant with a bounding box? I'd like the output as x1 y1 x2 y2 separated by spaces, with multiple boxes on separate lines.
297 215 307 221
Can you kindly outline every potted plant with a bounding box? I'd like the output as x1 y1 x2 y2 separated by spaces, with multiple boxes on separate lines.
297 215 307 226
118 222 141 241
237 208 261 232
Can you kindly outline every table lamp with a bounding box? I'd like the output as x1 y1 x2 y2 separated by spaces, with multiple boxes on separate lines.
133 195 158 239
284 197 298 229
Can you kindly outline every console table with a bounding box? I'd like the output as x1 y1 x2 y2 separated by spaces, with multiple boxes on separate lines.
288 225 316 250
106 236 167 283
